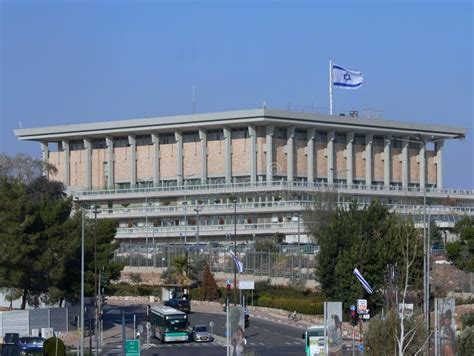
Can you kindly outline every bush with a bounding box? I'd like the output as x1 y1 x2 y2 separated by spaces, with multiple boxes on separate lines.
108 283 161 297
256 295 324 315
457 326 474 355
461 312 474 328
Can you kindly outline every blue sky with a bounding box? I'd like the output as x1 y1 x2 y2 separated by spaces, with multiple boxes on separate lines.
1 0 472 188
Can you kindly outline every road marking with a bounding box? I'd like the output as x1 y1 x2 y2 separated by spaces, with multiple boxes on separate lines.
263 328 270 332
285 342 292 345
259 342 265 346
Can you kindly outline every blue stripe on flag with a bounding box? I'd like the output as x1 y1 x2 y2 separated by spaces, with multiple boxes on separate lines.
333 82 363 88
353 268 373 294
332 64 362 74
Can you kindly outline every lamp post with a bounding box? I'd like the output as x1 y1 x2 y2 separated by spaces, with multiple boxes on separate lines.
74 199 85 356
92 206 100 356
194 205 202 258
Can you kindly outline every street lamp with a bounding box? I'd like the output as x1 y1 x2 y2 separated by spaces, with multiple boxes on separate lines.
228 195 238 304
73 197 85 356
92 206 101 356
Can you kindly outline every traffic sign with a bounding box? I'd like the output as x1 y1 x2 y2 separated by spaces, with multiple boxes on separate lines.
350 305 356 311
357 299 368 314
125 340 140 356
238 280 255 290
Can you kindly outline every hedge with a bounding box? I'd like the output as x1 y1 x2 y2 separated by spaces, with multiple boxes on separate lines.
256 295 324 315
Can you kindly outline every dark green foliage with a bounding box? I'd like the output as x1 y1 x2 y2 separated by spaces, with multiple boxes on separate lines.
108 282 161 296
456 326 474 355
199 264 220 301
312 201 423 314
461 312 474 328
446 217 474 272
430 221 443 247
0 165 123 308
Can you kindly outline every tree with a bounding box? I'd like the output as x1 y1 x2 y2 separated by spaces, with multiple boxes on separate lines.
199 264 220 301
129 273 142 296
310 201 423 314
445 217 474 272
430 221 443 247
0 154 123 307
162 256 192 285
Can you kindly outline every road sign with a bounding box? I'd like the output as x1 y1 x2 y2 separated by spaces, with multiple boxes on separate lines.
226 279 232 285
350 305 356 311
357 299 368 314
125 340 140 356
238 280 255 290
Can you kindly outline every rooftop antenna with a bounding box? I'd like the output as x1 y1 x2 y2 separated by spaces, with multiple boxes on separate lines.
18 121 22 128
192 85 196 114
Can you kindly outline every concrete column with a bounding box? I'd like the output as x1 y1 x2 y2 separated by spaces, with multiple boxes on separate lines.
383 137 392 187
128 135 137 188
326 130 335 184
40 141 49 177
61 140 70 186
83 138 92 189
199 129 207 184
223 127 232 183
265 125 274 184
307 128 316 183
248 126 257 183
435 141 444 189
364 134 373 186
401 137 409 188
105 137 114 188
175 131 183 185
419 143 426 189
286 127 295 182
346 132 354 185
151 133 160 186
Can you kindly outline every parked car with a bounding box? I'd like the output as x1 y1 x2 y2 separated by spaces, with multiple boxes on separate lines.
19 337 45 354
164 298 191 313
192 325 212 342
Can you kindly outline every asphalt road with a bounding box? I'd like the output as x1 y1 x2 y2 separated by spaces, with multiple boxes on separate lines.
100 304 305 356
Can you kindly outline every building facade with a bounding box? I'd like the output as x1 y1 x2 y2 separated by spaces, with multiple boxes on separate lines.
15 108 474 244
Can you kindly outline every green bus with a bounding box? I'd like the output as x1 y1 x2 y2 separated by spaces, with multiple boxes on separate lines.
150 305 190 343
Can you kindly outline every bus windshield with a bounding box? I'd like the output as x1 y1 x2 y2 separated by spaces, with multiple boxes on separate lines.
308 330 324 337
167 318 187 331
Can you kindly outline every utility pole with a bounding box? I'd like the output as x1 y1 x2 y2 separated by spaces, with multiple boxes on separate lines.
93 206 100 356
80 206 85 356
233 197 237 304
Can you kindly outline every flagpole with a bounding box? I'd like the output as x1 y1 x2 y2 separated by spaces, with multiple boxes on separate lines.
329 60 333 115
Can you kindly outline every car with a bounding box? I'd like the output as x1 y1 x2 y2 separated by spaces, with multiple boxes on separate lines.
164 298 191 313
19 337 45 354
192 325 212 342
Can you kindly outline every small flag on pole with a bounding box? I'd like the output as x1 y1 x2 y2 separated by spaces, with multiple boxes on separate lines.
332 64 364 89
353 268 374 294
229 250 244 273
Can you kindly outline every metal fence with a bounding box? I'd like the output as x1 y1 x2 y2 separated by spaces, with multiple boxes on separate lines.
114 244 317 279
0 306 80 337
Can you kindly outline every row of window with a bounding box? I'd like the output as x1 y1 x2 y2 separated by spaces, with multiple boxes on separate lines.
63 132 426 151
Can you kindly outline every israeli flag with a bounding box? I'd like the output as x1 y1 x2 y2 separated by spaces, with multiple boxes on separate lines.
332 64 363 89
229 250 244 273
353 268 374 294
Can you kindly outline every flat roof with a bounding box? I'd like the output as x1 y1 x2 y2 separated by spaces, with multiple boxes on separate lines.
14 108 467 142
150 305 187 316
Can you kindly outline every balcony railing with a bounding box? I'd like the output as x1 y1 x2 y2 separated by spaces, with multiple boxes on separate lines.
73 180 474 199
90 200 474 219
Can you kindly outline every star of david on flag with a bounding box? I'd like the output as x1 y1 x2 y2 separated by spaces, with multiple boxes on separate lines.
229 250 244 273
332 64 363 89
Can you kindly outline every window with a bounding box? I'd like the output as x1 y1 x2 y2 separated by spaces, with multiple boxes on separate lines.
183 131 199 143
92 138 106 149
392 138 402 148
276 128 287 139
335 133 347 144
160 133 176 144
136 135 152 146
295 129 307 141
231 128 248 139
316 131 327 142
354 135 365 146
208 130 224 141
70 140 84 151
373 136 384 146
114 137 129 148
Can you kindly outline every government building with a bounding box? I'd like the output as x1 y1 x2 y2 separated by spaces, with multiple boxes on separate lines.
14 108 474 246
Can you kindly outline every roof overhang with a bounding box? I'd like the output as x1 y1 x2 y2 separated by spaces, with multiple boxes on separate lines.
14 108 467 142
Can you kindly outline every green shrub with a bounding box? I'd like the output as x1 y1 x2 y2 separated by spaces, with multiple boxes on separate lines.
256 295 324 315
461 312 474 328
108 283 161 297
457 326 474 355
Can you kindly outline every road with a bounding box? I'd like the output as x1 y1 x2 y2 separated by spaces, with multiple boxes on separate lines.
100 304 305 355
